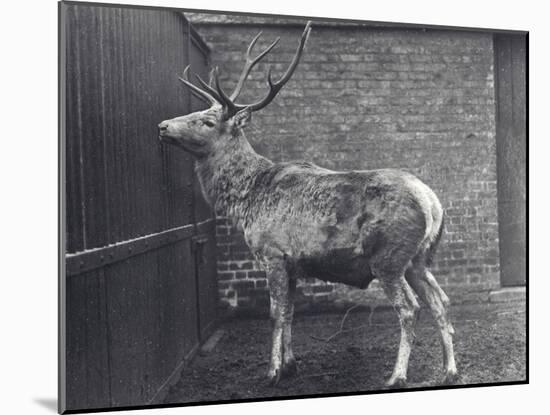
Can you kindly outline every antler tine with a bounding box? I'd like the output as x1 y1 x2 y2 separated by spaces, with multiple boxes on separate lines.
195 73 223 104
238 21 312 113
229 32 281 101
178 65 219 106
207 68 216 87
213 67 239 118
275 21 311 86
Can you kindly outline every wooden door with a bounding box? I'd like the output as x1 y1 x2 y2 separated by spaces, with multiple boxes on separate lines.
494 33 527 286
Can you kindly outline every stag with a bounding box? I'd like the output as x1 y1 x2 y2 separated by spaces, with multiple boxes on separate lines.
158 22 458 388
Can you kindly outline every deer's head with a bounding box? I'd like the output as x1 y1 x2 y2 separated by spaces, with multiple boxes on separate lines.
158 22 312 158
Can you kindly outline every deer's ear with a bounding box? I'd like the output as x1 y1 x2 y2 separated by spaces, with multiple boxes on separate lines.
233 108 252 129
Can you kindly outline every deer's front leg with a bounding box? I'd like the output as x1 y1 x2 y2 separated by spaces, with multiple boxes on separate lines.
265 258 293 386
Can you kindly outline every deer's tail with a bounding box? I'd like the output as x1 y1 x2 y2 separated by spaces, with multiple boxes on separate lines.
425 214 444 267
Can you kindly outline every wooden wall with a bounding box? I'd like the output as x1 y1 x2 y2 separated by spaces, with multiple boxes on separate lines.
61 3 218 411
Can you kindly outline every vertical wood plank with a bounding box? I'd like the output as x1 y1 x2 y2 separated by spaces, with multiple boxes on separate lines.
65 4 85 253
80 5 109 249
66 271 111 409
495 34 527 286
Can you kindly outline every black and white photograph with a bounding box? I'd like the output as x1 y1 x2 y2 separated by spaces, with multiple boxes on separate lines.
58 1 527 413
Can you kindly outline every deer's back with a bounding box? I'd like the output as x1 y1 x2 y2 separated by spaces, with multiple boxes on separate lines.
242 161 442 282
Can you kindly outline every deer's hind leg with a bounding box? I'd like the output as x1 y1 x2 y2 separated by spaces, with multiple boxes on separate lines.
405 263 458 384
377 275 420 388
281 277 297 377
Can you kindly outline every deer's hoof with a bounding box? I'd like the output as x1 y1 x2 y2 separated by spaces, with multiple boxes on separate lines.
267 369 281 387
442 371 460 385
281 358 297 379
385 377 407 389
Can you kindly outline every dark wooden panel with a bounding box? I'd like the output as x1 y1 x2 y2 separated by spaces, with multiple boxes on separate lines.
106 241 198 406
104 252 161 407
77 5 111 249
66 240 200 410
495 34 527 286
63 3 218 411
195 223 219 340
158 240 200 364
65 6 197 251
65 4 85 252
66 270 111 409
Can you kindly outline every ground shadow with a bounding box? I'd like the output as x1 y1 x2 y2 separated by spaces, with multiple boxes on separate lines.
34 398 57 413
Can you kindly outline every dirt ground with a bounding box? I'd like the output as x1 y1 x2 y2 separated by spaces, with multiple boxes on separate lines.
164 301 526 404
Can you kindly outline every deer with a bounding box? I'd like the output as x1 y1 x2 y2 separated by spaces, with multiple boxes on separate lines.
158 21 458 388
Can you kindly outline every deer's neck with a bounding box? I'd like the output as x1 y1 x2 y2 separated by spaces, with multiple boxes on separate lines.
195 131 272 223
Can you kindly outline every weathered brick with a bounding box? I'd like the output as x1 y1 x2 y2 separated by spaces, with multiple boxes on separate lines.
235 271 247 279
229 261 254 270
218 271 235 281
232 280 255 291
248 270 266 279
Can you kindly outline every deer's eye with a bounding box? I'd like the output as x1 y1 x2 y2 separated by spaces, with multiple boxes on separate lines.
203 119 215 128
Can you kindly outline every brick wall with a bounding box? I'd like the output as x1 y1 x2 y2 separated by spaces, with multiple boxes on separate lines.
188 15 500 312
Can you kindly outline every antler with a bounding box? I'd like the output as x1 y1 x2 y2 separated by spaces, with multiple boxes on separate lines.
179 21 312 118
238 21 312 112
230 32 280 101
179 66 219 106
